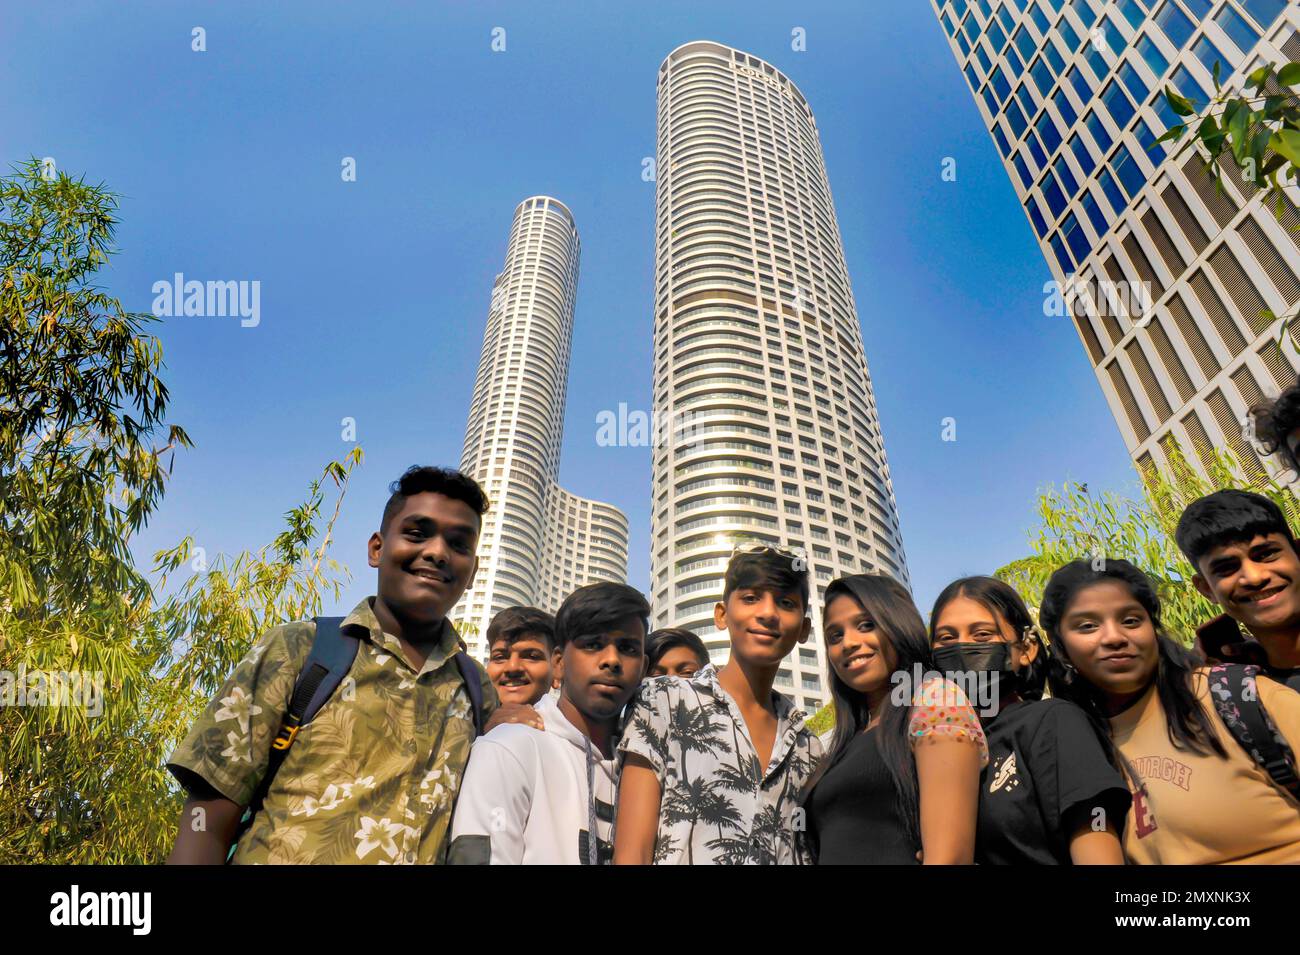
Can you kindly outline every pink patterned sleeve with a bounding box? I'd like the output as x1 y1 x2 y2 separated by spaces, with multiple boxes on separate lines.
908 677 989 768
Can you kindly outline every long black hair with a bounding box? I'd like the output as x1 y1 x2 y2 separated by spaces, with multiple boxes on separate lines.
1039 559 1226 763
800 574 935 854
928 576 1047 702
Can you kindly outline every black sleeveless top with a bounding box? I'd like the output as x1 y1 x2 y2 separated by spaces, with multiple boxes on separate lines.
806 728 918 865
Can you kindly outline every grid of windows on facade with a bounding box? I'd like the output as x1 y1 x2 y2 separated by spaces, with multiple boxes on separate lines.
648 42 913 715
935 0 1300 484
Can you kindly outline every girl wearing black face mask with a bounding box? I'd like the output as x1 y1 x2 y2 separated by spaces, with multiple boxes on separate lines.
930 577 1129 864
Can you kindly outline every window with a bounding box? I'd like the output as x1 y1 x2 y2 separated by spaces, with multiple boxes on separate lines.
1214 3 1260 54
1029 3 1050 34
1050 232 1075 273
1058 17 1081 51
1012 25 1036 60
1097 166 1126 214
1067 64 1093 104
1014 151 1035 188
1031 56 1054 97
1085 109 1113 153
1026 130 1049 168
1053 86 1078 127
1238 0 1286 29
1170 63 1209 106
1027 195 1050 237
1152 0 1193 47
1117 0 1145 28
1134 117 1163 160
1041 170 1068 218
990 66 1012 102
982 83 1000 115
1117 59 1150 103
1070 132 1098 177
1005 98 1028 137
1111 144 1147 199
1101 80 1136 128
993 123 1013 157
1017 83 1038 118
1071 0 1099 25
1054 152 1079 194
1081 186 1109 235
1191 35 1230 77
1062 211 1092 262
1036 110 1063 153
1135 32 1170 77
988 20 1007 50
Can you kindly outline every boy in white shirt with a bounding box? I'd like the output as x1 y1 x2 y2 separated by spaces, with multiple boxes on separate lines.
447 582 648 864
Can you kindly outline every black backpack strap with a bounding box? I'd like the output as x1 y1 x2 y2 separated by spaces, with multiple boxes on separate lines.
455 651 485 737
1207 663 1300 800
229 616 359 858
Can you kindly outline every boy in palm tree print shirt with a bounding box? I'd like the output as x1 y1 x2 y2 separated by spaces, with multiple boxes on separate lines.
616 548 822 864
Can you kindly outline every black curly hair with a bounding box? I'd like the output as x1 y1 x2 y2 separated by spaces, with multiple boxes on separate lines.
1251 382 1300 475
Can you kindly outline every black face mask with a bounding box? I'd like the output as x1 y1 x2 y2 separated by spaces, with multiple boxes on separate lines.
933 642 1014 678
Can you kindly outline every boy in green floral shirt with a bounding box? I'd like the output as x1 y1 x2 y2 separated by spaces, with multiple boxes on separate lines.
166 466 497 864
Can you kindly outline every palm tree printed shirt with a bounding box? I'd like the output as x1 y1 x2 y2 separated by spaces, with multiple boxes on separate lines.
167 597 497 864
618 664 822 864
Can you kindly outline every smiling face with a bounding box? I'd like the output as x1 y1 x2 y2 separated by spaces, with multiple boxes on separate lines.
487 635 557 706
368 491 479 629
1193 532 1300 642
715 587 810 669
932 595 1037 673
1057 579 1159 711
556 615 646 722
823 594 895 698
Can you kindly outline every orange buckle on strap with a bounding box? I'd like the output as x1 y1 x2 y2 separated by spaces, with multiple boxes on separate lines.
271 724 300 751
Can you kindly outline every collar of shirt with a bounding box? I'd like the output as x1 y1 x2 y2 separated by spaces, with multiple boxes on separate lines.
342 597 461 679
689 662 808 781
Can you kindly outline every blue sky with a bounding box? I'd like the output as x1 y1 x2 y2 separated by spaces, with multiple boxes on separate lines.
5 0 1139 618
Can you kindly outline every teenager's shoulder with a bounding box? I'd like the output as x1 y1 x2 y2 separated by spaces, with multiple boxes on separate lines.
635 671 713 706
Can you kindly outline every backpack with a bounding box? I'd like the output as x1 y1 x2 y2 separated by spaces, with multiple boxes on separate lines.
1206 663 1300 801
227 616 485 858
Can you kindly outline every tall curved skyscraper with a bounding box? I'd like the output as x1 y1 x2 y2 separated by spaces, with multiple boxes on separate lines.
454 196 630 658
650 41 910 714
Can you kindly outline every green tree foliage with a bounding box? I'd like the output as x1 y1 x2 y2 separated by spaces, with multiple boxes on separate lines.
995 446 1300 646
0 159 361 862
1159 60 1300 214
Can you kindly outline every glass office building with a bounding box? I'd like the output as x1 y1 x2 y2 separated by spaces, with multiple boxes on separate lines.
650 42 910 714
933 0 1300 480
453 196 630 659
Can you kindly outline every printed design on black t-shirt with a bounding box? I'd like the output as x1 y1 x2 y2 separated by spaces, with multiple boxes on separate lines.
987 751 1020 794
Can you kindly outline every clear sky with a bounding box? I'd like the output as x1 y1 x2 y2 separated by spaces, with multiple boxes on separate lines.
5 0 1140 619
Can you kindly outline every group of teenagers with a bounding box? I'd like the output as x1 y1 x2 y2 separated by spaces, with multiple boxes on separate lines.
162 388 1300 865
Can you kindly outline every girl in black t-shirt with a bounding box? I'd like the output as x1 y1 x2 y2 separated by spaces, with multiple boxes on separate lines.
929 576 1129 864
800 574 989 864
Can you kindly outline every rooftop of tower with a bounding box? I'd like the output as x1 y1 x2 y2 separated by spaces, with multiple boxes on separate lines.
513 195 575 224
658 40 809 110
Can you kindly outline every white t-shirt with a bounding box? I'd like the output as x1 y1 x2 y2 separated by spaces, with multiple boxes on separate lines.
448 694 616 864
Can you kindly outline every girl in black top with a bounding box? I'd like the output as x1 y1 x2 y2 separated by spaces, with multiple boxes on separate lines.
929 576 1129 864
801 574 988 864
